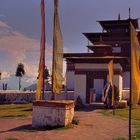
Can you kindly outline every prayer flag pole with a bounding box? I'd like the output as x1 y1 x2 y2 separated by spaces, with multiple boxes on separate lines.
129 22 132 140
52 0 63 100
36 0 46 100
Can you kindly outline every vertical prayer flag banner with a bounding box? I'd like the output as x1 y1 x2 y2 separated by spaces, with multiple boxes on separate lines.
130 23 140 106
36 0 46 100
52 0 63 94
108 59 114 106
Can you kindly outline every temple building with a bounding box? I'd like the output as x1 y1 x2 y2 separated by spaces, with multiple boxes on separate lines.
64 16 140 104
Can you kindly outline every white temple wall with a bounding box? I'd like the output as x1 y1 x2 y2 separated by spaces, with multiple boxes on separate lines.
65 63 124 104
66 71 75 90
115 75 123 100
74 74 86 104
122 72 130 100
119 75 123 100
123 72 130 88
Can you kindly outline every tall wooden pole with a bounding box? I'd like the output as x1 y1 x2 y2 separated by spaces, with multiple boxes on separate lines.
52 0 63 100
41 0 46 100
129 21 132 140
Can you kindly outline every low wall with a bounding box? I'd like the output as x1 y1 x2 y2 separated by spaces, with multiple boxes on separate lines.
122 89 140 103
0 91 74 104
122 89 129 101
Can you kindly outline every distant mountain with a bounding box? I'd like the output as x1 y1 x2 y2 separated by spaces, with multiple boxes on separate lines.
25 82 51 91
25 83 36 91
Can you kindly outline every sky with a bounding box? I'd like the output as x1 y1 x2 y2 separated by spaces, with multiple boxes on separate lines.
0 0 140 89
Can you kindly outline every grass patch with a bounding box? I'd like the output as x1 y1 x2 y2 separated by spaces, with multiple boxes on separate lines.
5 138 18 140
38 124 74 131
0 104 32 119
19 129 37 133
99 106 140 121
52 124 74 130
99 105 140 140
113 138 127 140
132 120 140 140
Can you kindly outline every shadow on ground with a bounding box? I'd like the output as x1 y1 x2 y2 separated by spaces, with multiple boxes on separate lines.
0 124 75 134
75 103 105 112
0 124 37 133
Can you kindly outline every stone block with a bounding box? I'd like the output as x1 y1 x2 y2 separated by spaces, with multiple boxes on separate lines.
32 100 74 128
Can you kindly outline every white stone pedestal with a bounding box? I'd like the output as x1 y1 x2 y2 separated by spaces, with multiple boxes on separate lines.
32 100 74 128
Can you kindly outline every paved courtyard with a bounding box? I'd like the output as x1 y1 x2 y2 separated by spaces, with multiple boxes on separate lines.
0 109 135 140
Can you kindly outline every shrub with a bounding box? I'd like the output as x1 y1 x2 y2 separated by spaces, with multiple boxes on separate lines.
72 117 79 125
75 96 84 109
105 84 120 108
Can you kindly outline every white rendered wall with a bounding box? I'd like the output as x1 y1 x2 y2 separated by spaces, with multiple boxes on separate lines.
123 72 130 88
74 75 86 104
66 71 75 90
116 75 123 100
119 75 123 100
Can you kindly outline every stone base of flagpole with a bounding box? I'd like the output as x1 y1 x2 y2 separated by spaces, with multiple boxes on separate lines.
32 100 74 128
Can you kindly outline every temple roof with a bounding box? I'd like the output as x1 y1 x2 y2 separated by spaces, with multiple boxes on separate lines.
83 32 109 44
83 32 108 38
64 18 139 67
87 43 112 48
64 53 128 59
83 18 139 43
98 18 139 30
64 53 128 64
87 44 112 54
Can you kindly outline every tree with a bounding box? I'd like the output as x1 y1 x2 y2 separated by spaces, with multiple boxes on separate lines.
37 66 50 90
15 63 25 90
44 66 50 83
44 66 50 90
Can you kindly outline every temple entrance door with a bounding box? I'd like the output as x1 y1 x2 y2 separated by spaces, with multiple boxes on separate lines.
93 79 104 102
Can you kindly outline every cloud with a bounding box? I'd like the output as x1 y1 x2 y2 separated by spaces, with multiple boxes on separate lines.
0 21 52 87
0 21 14 37
1 71 11 80
0 21 10 28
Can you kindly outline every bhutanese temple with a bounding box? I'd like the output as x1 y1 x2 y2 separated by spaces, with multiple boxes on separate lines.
64 16 140 104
